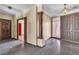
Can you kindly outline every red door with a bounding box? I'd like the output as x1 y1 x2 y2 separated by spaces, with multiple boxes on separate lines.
17 20 24 43
18 23 21 36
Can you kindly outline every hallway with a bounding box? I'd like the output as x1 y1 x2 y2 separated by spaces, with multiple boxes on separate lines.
3 38 79 55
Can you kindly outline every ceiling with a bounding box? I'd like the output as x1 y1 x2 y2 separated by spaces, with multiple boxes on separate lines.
0 4 34 15
0 4 79 16
43 4 79 17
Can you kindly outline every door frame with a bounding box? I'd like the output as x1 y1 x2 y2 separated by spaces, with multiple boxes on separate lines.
17 17 27 43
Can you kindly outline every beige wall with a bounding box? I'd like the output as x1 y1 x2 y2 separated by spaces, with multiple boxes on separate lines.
43 13 51 40
27 6 37 45
0 13 13 20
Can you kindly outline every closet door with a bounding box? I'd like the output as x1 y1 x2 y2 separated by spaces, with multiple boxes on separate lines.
61 13 79 42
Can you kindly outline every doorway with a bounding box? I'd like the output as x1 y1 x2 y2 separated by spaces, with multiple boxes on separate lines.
17 17 27 44
52 17 60 39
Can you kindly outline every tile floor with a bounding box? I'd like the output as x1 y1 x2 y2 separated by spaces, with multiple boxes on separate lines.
1 38 79 55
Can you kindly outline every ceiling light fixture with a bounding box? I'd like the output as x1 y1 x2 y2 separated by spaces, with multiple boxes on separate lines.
63 4 67 15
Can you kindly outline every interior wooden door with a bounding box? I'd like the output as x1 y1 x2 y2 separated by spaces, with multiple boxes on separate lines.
1 20 11 40
0 19 11 41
